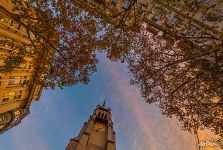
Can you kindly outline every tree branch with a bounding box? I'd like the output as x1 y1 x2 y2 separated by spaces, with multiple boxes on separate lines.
159 49 220 71
0 5 67 61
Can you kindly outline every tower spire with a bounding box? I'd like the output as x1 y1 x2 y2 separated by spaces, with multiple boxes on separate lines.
66 101 116 150
102 98 106 107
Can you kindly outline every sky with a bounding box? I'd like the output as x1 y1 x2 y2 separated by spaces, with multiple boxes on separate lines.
0 54 220 150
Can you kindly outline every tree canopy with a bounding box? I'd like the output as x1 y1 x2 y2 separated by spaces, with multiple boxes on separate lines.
0 0 222 147
0 0 102 88
126 25 223 147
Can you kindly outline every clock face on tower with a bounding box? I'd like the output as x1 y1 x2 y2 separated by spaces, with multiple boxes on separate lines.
95 122 105 131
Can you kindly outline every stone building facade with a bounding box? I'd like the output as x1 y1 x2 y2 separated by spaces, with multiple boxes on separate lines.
0 0 45 134
66 102 116 150
74 0 223 45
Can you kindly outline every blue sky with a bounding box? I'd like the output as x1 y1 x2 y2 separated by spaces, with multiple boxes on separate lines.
0 54 218 150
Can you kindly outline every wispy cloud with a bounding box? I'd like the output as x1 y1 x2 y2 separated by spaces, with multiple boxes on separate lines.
102 59 198 150
11 113 48 150
4 56 220 150
10 91 66 150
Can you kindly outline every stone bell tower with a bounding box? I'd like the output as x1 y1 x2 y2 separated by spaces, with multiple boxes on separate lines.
66 101 116 150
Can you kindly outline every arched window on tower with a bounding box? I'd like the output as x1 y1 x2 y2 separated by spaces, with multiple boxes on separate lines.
98 112 101 118
101 113 104 119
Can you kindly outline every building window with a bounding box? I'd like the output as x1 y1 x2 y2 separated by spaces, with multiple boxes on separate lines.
152 14 161 22
14 91 22 100
123 0 131 10
14 95 22 99
2 90 22 103
14 110 21 118
138 3 147 14
7 76 27 86
2 94 9 103
0 76 2 87
0 38 14 49
8 76 15 85
187 2 197 12
169 15 180 27
2 98 9 103
19 76 27 84
5 41 14 49
0 38 6 46
19 62 27 69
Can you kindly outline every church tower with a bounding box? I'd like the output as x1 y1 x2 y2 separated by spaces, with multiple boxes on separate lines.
66 101 116 150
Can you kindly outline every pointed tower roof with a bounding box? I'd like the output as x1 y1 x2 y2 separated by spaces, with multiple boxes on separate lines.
66 100 116 150
102 98 106 108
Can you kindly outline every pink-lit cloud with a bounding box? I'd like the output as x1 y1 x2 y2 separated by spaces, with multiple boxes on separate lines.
10 92 75 150
101 59 217 150
6 55 220 150
11 114 48 150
